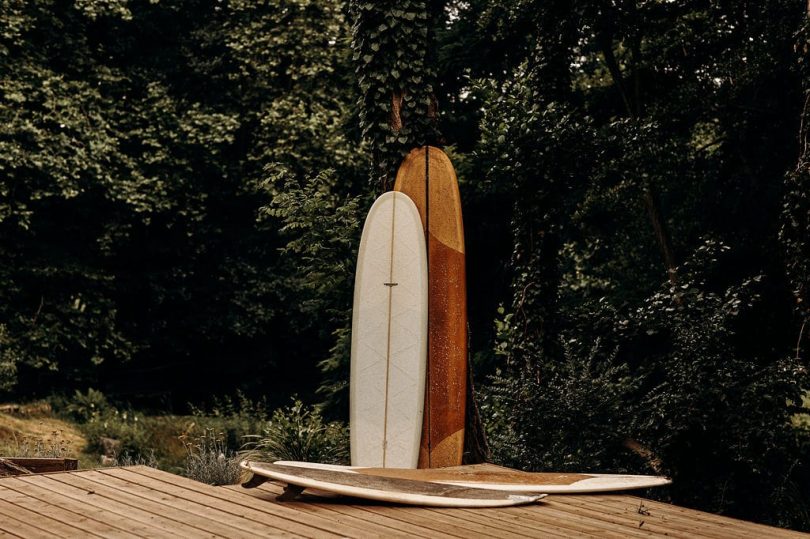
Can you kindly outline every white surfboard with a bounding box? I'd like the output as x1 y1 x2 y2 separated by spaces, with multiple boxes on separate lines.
240 461 545 508
272 461 673 494
350 191 428 468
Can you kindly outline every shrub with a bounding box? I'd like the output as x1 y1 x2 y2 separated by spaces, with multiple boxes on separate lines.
244 399 348 464
188 391 270 450
63 388 110 423
181 429 241 486
484 340 639 473
487 241 810 530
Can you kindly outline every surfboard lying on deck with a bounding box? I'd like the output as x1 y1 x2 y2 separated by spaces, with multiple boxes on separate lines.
350 191 428 468
240 461 546 507
271 461 673 494
394 146 467 469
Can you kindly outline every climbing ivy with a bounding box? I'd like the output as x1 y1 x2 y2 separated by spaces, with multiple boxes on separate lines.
350 1 438 188
781 15 810 335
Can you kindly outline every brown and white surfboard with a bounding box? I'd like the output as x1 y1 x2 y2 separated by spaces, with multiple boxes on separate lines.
240 461 545 507
394 146 467 469
270 461 674 494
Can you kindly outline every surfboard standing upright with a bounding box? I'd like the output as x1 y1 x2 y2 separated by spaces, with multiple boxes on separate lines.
350 191 428 468
395 146 467 469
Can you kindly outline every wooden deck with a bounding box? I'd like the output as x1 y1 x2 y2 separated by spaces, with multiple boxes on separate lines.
0 466 805 538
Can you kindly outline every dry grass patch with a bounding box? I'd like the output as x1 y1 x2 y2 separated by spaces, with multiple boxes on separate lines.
0 402 87 460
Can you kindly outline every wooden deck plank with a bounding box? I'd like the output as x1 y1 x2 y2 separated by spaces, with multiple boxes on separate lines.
589 496 805 539
565 495 758 539
234 483 469 539
582 495 754 538
12 475 182 539
246 481 520 539
0 509 54 539
530 497 687 538
34 472 219 539
549 495 715 538
479 503 649 539
84 469 299 538
434 506 594 538
245 494 427 538
0 492 91 538
109 466 372 538
290 491 512 539
252 480 618 538
253 478 578 538
228 484 438 539
0 481 126 537
0 466 805 539
461 507 589 538
0 476 151 538
52 470 269 539
113 466 370 538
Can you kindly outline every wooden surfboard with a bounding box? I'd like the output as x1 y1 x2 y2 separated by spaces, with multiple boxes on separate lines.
350 191 428 468
394 146 467 469
272 461 673 494
240 461 546 507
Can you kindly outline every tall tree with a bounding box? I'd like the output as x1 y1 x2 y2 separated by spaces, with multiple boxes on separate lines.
782 3 810 360
0 0 360 404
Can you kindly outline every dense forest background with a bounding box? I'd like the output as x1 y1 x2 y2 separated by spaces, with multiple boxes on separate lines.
2 0 810 530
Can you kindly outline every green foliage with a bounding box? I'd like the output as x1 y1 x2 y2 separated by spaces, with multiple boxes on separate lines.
79 406 150 459
260 168 363 412
476 69 593 372
781 17 810 336
245 399 348 464
0 0 360 401
487 240 810 528
0 326 17 393
484 341 637 471
1 0 810 530
188 392 270 451
782 163 810 322
350 1 438 186
64 388 110 423
467 0 810 529
56 389 270 470
262 169 361 322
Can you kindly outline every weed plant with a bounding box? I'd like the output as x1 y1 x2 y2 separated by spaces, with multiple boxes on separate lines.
0 430 74 458
110 450 159 468
188 391 270 450
181 428 241 485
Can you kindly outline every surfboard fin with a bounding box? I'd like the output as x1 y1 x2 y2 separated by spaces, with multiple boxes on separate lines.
277 484 306 501
241 472 268 489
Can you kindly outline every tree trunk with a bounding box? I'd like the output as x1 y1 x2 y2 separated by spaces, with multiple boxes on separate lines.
643 187 679 287
464 324 490 463
600 29 679 286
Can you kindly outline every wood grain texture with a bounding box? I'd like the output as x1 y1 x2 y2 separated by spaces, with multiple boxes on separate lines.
241 462 544 507
394 146 467 469
271 462 673 493
0 458 78 474
0 466 803 538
